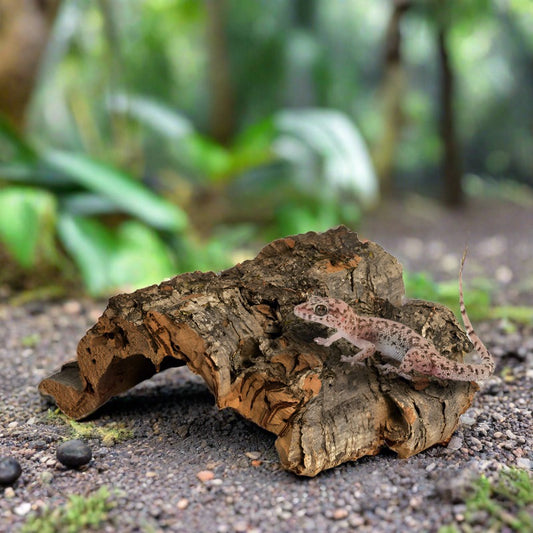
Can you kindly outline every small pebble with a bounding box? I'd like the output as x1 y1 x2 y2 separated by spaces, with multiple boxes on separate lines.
409 496 422 508
177 498 189 510
446 435 463 452
460 415 476 426
4 487 15 498
64 300 82 315
349 515 365 527
0 457 22 485
233 520 248 532
14 502 31 516
196 470 215 482
176 425 189 438
516 458 532 470
333 508 349 520
56 440 92 468
39 471 53 485
469 437 483 451
244 451 261 460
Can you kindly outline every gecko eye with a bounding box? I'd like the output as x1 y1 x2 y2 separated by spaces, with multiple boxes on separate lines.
314 304 328 317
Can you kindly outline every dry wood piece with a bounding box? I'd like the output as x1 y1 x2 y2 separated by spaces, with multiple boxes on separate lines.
39 227 478 476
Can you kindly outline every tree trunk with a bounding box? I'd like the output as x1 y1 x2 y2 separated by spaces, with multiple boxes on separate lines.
284 0 318 108
39 227 478 476
438 26 463 205
0 0 61 131
205 0 235 145
373 0 411 194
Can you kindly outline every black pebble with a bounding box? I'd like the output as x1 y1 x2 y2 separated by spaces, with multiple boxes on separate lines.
56 440 92 468
0 457 22 485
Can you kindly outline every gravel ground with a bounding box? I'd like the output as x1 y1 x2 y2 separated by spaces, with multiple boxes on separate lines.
1 196 532 532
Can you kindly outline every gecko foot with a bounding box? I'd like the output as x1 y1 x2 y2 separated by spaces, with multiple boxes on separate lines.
340 354 366 366
314 337 330 346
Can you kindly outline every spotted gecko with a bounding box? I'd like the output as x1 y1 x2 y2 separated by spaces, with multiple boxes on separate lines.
294 252 495 381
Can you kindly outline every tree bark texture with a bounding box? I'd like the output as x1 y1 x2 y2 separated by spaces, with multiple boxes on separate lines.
40 227 478 476
438 26 463 206
0 0 61 131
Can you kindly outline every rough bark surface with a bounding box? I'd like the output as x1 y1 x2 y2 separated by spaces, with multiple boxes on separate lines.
39 227 478 476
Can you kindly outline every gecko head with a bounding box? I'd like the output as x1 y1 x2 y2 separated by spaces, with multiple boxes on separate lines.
294 296 351 328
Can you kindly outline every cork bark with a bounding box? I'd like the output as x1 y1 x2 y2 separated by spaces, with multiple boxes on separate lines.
39 227 478 476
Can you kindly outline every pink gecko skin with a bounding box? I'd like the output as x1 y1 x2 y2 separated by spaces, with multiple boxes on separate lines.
294 252 495 381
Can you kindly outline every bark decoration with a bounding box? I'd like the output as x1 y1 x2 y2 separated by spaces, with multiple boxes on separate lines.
39 227 477 476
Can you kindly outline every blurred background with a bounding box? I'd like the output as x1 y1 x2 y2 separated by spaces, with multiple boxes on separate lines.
1 0 532 299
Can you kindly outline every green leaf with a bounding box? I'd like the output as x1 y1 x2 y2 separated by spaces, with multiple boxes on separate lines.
234 117 276 152
107 93 195 138
274 108 379 207
0 162 80 188
510 0 533 15
109 221 176 289
0 116 37 161
44 151 188 231
60 193 121 216
182 135 233 181
57 214 116 295
226 118 276 179
178 119 275 184
57 215 177 295
0 187 57 268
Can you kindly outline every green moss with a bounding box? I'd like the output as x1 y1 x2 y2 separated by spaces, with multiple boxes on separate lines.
21 487 114 533
47 409 133 446
440 468 533 533
437 526 460 533
20 333 41 347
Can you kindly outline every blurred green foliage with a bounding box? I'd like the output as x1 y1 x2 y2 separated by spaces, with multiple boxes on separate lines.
404 270 533 324
1 0 532 294
439 468 533 533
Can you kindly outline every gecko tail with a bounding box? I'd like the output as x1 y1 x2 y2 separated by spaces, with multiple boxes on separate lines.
458 249 495 375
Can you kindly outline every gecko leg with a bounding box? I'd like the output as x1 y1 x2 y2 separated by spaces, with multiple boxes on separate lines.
314 331 376 365
340 339 376 365
314 330 344 347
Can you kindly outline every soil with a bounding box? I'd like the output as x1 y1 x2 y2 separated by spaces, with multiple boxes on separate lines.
1 196 532 532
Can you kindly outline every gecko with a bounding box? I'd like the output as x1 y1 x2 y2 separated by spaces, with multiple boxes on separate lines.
293 251 495 381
